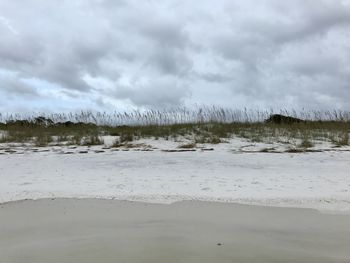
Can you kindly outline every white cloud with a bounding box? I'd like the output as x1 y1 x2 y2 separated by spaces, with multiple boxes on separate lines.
1 0 350 112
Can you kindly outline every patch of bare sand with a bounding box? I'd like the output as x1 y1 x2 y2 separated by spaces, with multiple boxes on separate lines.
1 199 350 263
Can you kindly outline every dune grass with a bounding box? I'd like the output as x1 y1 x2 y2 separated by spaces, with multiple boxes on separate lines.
0 108 349 147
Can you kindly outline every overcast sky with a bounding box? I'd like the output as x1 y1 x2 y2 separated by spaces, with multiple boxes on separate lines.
0 0 350 112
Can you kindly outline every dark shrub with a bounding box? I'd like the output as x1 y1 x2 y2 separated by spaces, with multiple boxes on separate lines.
265 114 304 124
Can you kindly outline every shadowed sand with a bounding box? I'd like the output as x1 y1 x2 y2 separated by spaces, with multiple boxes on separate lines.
1 199 350 263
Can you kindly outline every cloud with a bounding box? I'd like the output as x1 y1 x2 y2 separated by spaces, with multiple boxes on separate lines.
0 16 18 35
111 75 191 108
1 79 38 98
0 0 350 112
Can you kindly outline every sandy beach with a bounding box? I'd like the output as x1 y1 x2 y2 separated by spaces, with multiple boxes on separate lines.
1 145 350 212
1 199 350 263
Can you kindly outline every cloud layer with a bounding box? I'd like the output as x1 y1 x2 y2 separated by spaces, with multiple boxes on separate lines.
1 0 350 112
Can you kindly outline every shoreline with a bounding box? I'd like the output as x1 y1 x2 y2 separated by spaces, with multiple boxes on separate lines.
1 196 350 214
1 198 350 263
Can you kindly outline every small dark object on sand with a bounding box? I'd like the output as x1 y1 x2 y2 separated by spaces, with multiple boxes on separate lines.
265 114 304 124
217 243 222 246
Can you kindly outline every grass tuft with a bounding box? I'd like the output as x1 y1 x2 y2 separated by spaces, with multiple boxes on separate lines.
299 138 314 148
82 135 104 146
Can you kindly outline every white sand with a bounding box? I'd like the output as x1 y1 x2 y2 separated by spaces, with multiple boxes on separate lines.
1 141 350 212
1 199 350 263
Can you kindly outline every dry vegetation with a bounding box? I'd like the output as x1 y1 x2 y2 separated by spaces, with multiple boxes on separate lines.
0 108 349 148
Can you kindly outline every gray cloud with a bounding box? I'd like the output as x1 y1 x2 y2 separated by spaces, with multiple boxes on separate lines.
113 75 191 108
148 47 192 76
0 0 350 112
1 78 39 98
141 20 189 50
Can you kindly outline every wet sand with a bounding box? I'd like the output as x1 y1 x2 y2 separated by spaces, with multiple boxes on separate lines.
1 199 350 263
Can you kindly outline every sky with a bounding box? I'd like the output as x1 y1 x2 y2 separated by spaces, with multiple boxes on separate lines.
0 0 350 113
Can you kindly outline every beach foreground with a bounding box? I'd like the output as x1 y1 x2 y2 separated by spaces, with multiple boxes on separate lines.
1 199 350 263
1 149 350 212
